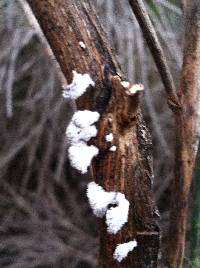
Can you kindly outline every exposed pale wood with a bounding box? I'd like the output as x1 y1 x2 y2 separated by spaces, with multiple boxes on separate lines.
26 0 160 267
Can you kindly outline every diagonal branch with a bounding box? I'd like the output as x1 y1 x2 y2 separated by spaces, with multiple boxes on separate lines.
128 0 180 110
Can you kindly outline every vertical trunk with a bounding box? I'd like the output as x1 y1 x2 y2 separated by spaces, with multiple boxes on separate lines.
168 1 200 267
26 0 160 267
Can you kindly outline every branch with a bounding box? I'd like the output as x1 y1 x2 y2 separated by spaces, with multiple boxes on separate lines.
167 1 200 266
128 0 180 110
26 1 160 266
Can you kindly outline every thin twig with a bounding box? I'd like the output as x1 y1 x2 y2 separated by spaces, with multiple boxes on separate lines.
128 0 180 110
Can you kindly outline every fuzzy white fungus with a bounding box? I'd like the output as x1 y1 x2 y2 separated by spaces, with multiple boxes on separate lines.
68 142 99 174
66 110 100 144
87 182 129 234
87 182 116 217
113 240 137 262
109 145 117 152
66 110 100 174
72 110 100 128
105 133 114 142
67 123 98 144
79 41 86 49
106 192 129 234
62 71 95 100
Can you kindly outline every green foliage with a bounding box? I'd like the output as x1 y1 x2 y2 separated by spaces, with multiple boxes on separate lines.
191 258 200 268
146 0 160 17
145 0 181 17
190 146 200 264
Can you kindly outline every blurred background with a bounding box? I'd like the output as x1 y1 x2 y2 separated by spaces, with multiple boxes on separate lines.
0 0 187 267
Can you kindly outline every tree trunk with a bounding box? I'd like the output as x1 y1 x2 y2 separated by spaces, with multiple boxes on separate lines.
26 0 160 267
167 1 200 267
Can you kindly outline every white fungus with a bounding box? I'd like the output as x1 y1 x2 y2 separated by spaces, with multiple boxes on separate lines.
72 110 100 128
87 182 130 234
66 110 100 144
67 123 98 144
105 133 114 142
106 192 129 234
79 41 86 49
113 240 137 262
121 81 130 88
87 182 116 218
62 71 95 100
66 110 100 174
109 145 117 152
68 142 99 174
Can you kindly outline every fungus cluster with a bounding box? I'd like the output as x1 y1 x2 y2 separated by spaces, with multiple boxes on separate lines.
64 71 137 262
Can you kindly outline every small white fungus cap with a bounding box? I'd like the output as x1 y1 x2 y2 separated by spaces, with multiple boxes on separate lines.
87 182 130 234
72 110 100 128
113 240 137 262
109 145 117 152
68 143 99 174
106 193 129 234
63 71 95 100
79 41 86 49
66 110 100 174
105 133 114 142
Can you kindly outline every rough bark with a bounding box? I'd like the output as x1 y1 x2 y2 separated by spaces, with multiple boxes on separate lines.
167 1 200 267
26 0 160 267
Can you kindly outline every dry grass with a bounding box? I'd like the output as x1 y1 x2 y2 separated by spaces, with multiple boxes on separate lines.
0 1 98 267
0 0 183 267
